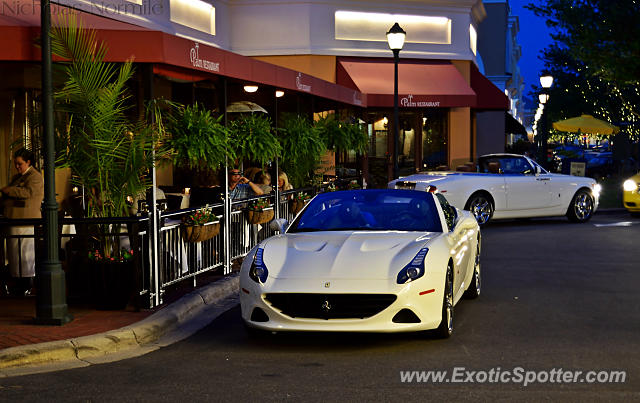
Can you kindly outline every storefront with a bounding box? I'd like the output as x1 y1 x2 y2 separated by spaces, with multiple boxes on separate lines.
0 5 364 191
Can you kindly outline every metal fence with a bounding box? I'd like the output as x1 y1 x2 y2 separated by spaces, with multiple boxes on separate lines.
0 188 311 309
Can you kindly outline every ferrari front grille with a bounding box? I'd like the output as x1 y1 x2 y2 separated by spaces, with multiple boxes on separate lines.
264 293 397 319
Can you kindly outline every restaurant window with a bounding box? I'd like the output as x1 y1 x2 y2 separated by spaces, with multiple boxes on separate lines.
422 109 448 170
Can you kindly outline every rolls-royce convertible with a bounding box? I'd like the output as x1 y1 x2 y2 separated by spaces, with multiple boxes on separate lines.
388 153 600 225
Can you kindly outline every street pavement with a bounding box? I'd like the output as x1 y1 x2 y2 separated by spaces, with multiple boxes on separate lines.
0 208 638 401
0 274 239 377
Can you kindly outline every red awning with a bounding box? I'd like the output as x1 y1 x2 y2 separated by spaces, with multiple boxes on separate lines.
0 8 364 107
337 58 476 108
470 63 509 110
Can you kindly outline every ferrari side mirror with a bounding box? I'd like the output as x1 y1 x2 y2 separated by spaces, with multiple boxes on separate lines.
270 218 289 233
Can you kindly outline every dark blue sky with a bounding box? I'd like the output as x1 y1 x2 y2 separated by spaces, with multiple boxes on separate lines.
508 0 553 95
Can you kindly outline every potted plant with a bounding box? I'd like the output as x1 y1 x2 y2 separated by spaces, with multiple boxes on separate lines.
166 102 235 176
51 15 171 307
278 113 326 188
290 192 311 215
245 198 274 225
228 113 281 168
88 247 135 310
180 207 220 243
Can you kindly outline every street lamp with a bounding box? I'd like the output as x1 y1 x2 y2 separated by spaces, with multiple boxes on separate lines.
387 22 406 180
36 0 72 324
538 74 554 168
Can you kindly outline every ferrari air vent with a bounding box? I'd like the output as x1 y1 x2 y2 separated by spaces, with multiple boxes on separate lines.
264 293 397 319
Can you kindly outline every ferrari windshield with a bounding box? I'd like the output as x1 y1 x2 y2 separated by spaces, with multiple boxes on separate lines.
287 189 443 233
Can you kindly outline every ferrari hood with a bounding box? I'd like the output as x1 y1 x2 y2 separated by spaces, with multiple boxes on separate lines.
260 232 439 280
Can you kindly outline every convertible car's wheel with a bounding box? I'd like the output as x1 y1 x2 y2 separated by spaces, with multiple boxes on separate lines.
464 237 481 299
465 192 494 225
566 189 594 223
434 264 454 339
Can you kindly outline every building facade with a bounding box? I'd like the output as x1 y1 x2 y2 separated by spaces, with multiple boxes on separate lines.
1 0 512 191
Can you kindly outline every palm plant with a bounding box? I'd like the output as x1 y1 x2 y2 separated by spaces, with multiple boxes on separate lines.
52 15 169 259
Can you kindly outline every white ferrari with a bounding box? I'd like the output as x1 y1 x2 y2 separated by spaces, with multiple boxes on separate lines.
239 189 481 338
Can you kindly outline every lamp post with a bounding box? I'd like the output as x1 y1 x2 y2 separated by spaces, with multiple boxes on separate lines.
539 74 553 168
387 22 406 180
36 0 72 324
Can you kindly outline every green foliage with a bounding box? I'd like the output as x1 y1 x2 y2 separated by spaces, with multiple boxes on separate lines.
278 113 327 187
527 0 640 128
314 115 368 154
527 0 640 87
52 15 169 258
167 102 234 170
228 114 281 167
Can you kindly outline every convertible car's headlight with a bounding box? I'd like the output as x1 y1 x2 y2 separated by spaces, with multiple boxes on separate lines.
623 179 638 192
249 247 269 284
397 248 429 284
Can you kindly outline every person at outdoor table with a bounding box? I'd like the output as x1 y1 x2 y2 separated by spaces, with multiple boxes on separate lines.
228 169 264 201
0 148 44 296
277 170 293 192
254 171 273 194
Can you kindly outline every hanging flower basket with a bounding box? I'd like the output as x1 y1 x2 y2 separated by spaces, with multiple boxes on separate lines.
246 207 275 225
181 220 220 243
290 192 311 215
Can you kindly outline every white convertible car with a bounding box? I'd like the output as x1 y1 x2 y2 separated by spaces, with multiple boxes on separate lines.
389 153 601 225
240 189 480 338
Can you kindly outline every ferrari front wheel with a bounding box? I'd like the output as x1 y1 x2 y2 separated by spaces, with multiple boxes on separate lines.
434 264 454 339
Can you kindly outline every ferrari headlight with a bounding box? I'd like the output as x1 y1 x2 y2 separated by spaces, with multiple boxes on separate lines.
249 247 269 284
397 248 429 284
623 179 637 192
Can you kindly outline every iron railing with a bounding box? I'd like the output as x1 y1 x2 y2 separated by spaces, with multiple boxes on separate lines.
0 188 312 309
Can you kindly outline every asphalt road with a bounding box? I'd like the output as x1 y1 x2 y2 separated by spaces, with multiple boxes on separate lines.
1 212 639 401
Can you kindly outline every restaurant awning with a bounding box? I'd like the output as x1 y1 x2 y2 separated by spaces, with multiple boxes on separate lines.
337 58 476 108
470 64 509 110
505 112 527 135
0 8 364 107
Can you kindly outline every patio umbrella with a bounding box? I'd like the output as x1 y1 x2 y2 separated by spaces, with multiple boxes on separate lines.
552 114 620 135
227 101 268 113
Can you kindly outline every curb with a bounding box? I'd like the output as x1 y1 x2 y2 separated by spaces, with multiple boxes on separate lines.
0 273 239 371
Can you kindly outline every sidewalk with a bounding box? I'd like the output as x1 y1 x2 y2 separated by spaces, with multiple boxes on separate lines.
0 272 239 373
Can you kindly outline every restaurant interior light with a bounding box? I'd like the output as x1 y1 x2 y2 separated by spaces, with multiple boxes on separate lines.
386 23 406 50
275 90 285 98
244 85 259 93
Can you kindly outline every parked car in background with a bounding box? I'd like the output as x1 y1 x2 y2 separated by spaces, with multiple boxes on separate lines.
388 153 601 225
240 189 481 338
623 172 640 215
586 152 614 178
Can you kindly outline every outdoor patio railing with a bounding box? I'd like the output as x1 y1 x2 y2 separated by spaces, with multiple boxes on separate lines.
0 187 313 309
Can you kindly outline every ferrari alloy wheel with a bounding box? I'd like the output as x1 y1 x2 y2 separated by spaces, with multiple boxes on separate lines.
464 237 481 299
435 265 454 338
567 189 594 223
466 193 494 225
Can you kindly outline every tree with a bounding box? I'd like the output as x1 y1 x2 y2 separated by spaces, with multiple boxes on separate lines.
527 0 640 138
527 0 640 87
